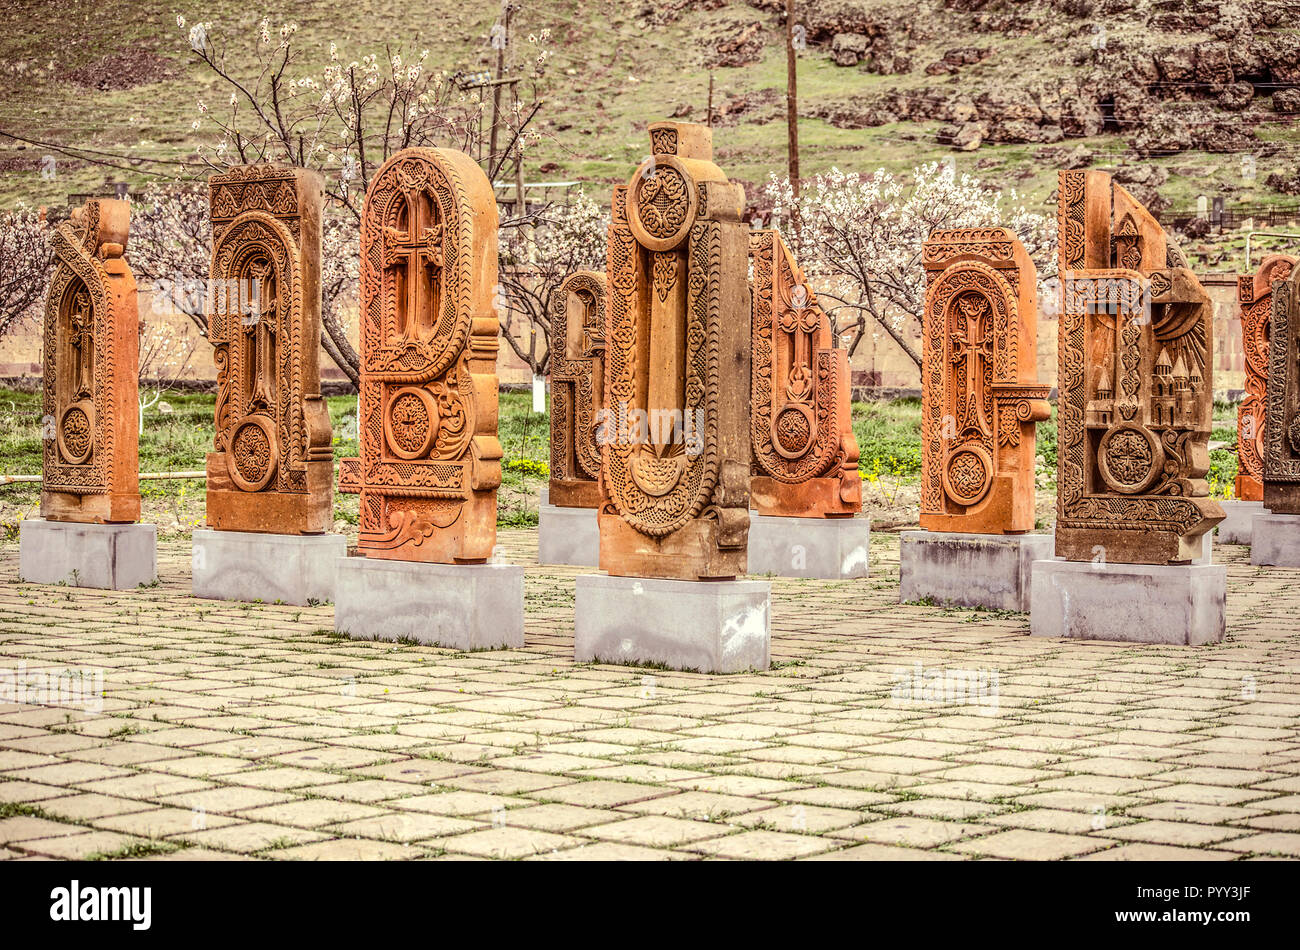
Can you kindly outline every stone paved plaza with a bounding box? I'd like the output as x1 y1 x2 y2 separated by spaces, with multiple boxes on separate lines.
1 530 1298 862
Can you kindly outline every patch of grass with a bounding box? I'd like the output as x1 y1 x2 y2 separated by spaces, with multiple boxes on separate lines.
87 840 187 861
0 801 50 820
852 398 922 477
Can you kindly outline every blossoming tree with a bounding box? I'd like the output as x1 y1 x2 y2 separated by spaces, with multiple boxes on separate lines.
765 162 1055 376
0 205 54 343
175 13 553 386
498 190 609 376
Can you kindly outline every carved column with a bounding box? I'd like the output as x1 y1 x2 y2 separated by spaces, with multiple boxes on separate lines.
598 121 751 580
1055 169 1222 564
748 228 861 518
40 198 140 524
205 164 333 534
548 270 606 509
920 227 1049 534
339 148 501 563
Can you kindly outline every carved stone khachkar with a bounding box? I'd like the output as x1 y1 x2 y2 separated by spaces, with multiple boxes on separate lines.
21 198 156 590
920 227 1050 534
205 164 333 534
748 228 860 518
1263 263 1300 515
40 198 140 524
597 121 752 580
548 270 606 509
338 148 502 564
1239 254 1296 503
1053 169 1223 565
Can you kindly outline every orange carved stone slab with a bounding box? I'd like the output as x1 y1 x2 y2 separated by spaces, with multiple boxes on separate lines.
597 121 751 580
1055 169 1223 564
1263 264 1300 514
1236 253 1296 502
339 148 502 564
748 228 861 518
920 227 1050 534
548 270 606 509
205 164 334 534
40 198 140 524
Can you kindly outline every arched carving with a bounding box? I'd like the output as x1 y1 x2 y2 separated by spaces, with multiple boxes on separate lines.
920 231 1049 534
40 198 140 524
748 228 860 517
205 165 333 534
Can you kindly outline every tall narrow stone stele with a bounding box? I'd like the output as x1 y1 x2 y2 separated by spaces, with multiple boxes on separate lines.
748 228 860 517
548 270 606 508
1055 169 1222 564
1264 263 1300 514
598 121 751 579
205 164 333 534
1237 253 1296 502
920 227 1050 533
339 148 502 563
40 198 140 524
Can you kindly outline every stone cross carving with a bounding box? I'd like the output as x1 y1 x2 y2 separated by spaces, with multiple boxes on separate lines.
1055 169 1222 563
1237 253 1296 502
548 270 606 509
920 227 1050 533
598 121 751 579
383 189 443 344
206 164 334 534
748 228 860 518
339 148 502 563
1263 262 1300 514
41 198 140 524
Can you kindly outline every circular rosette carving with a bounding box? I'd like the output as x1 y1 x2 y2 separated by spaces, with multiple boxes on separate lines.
771 403 818 460
941 444 993 507
227 415 279 492
57 400 94 465
626 157 697 252
384 386 440 460
1097 423 1163 494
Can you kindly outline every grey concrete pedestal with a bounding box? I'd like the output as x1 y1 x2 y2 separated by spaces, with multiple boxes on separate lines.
746 514 870 579
334 557 524 650
191 529 345 605
18 518 156 590
1250 513 1300 567
575 574 770 673
1030 559 1226 644
537 489 599 567
900 531 1052 612
1218 500 1265 545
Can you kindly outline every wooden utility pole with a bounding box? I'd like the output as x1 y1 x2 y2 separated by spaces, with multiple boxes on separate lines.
489 1 510 172
785 0 800 192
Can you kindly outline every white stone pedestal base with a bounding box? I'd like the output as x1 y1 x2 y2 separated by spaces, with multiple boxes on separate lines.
19 518 156 590
1030 559 1226 645
334 557 524 650
746 514 870 580
191 529 345 606
575 574 770 672
1217 500 1265 545
900 531 1053 612
1249 513 1300 567
537 489 599 567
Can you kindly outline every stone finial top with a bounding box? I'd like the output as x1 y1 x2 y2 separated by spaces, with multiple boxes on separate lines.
649 122 712 161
